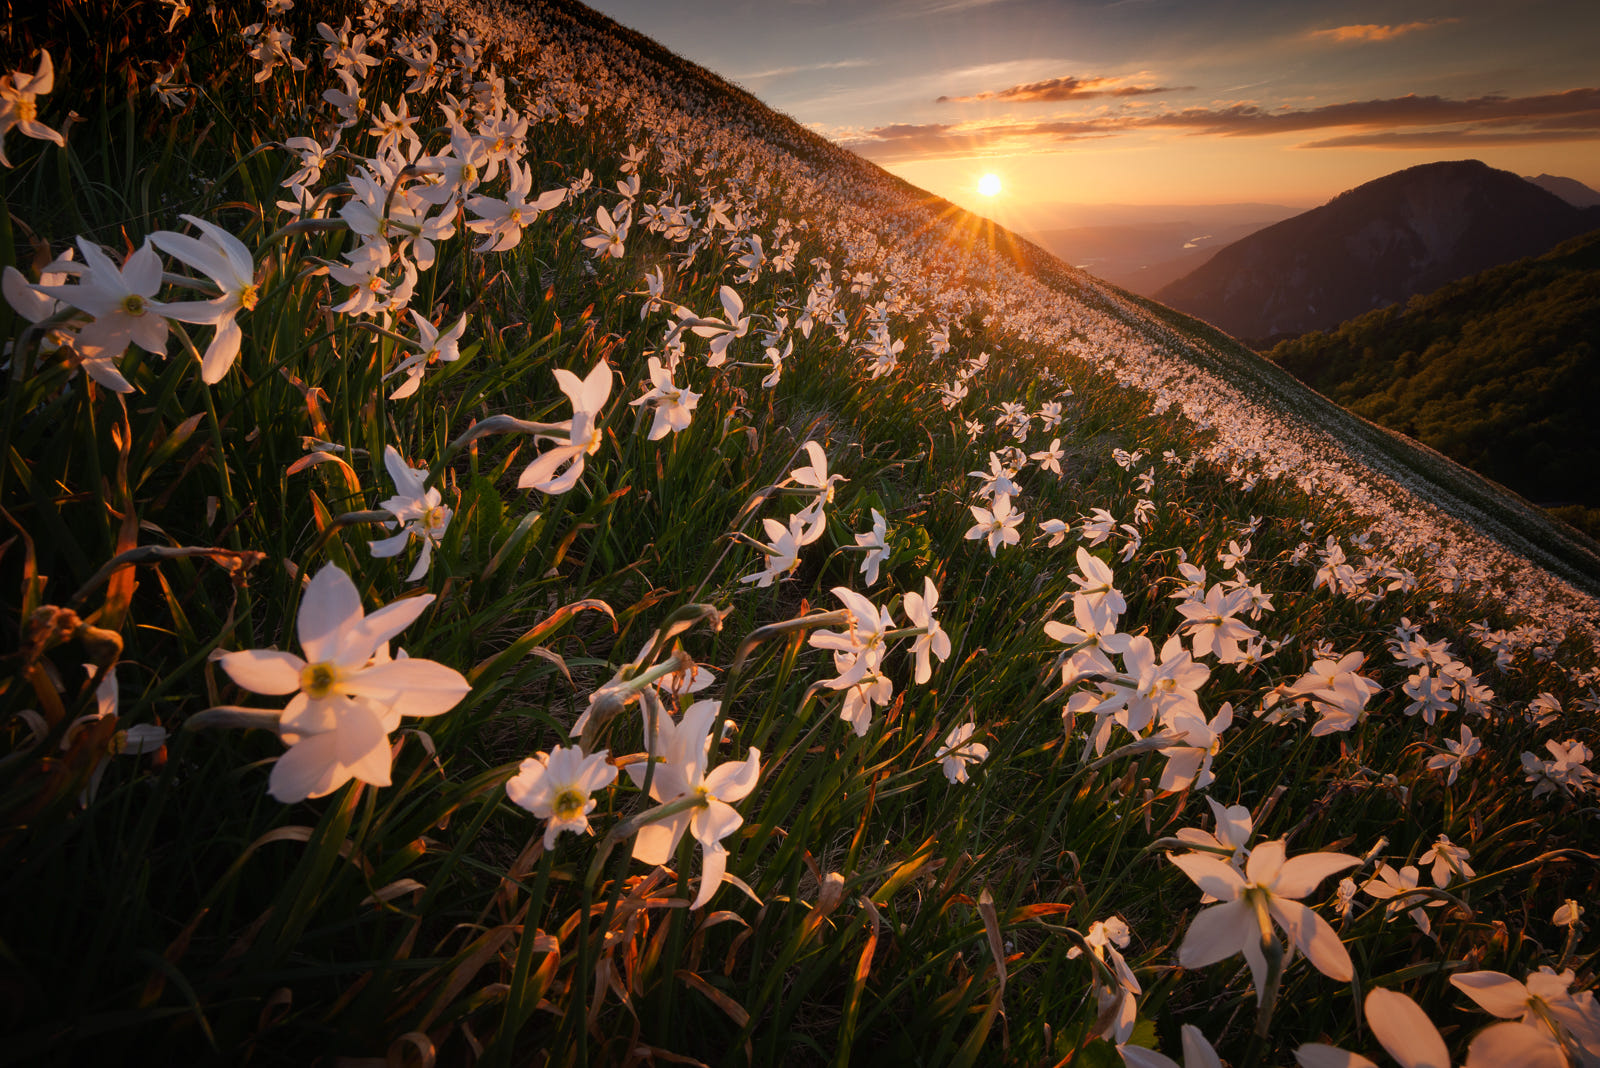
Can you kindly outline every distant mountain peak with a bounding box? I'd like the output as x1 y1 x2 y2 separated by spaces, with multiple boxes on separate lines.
1153 159 1600 342
1525 173 1600 208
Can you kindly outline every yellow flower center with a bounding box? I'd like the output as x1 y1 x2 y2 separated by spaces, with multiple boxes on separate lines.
121 294 146 316
238 283 260 311
422 504 447 531
552 788 586 821
508 208 524 226
300 661 339 699
17 99 37 124
460 162 477 184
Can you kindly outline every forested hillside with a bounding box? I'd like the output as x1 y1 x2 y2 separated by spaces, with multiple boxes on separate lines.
2 1 1598 1065
1268 230 1600 513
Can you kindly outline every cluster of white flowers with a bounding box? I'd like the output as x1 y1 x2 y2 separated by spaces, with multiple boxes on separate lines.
6 1 1600 1060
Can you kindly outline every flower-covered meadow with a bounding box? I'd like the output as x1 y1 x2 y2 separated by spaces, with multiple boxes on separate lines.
2 1 1597 1064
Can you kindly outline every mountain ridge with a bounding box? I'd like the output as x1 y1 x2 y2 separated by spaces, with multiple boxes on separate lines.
1153 159 1600 342
1526 172 1600 207
7 1 1600 1063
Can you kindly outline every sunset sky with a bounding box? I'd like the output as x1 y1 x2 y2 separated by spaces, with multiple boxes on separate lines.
585 0 1600 228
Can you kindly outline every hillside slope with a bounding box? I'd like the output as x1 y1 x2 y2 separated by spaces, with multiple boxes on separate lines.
1154 160 1600 341
1266 230 1600 509
3 1 1600 1065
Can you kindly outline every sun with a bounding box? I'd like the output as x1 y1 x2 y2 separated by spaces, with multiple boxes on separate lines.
977 173 1002 197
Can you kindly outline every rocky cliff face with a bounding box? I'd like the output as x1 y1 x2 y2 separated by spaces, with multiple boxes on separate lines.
1153 160 1600 342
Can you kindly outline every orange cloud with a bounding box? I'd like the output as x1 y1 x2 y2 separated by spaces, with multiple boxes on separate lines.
839 88 1600 161
1308 19 1458 43
937 74 1180 104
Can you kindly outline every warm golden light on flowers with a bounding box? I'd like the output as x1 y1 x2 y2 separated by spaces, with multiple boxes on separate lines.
10 3 1600 1061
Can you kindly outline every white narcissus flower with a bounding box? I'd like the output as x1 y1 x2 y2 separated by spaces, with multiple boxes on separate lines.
1030 437 1065 476
937 381 967 409
505 746 618 848
1172 796 1254 869
854 509 889 587
761 338 790 387
1069 916 1140 1045
149 214 259 383
690 285 750 367
216 565 470 802
1176 585 1259 661
1554 900 1584 928
633 266 668 319
1295 988 1448 1068
387 311 469 400
580 204 629 258
626 699 760 909
1363 863 1441 935
325 241 392 318
1451 967 1600 1067
3 248 113 381
1427 724 1481 785
1038 518 1070 547
788 440 845 544
1423 835 1474 888
369 445 452 581
60 663 168 805
739 514 806 588
965 493 1023 556
464 159 566 253
1171 838 1359 1000
902 577 952 685
968 452 1020 500
36 238 170 367
1157 701 1233 792
416 122 488 206
935 723 988 784
282 129 341 190
1071 546 1127 616
809 587 894 690
520 361 612 494
629 355 699 440
3 250 70 323
833 655 892 737
0 50 66 167
1091 634 1209 738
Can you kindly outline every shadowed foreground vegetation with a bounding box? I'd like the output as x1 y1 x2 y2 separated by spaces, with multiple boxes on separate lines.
1 2 1598 1066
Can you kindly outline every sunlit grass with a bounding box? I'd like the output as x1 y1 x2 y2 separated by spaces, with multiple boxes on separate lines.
0 2 1596 1066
